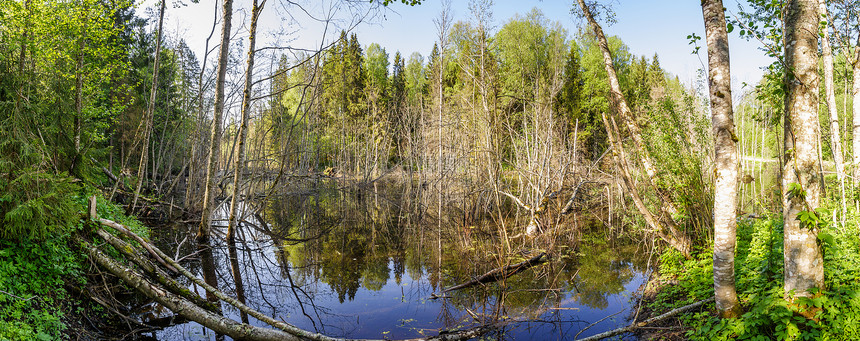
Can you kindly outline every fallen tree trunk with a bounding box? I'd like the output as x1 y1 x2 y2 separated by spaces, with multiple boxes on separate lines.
97 217 177 274
575 297 714 341
440 253 547 294
93 217 338 341
75 236 304 341
93 228 220 313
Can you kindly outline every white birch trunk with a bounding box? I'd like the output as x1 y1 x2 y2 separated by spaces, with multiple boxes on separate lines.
783 0 824 299
702 0 742 318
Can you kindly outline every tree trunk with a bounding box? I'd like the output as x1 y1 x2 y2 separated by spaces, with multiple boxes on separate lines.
132 0 166 212
819 0 847 223
575 0 691 256
225 0 264 324
853 50 860 192
15 0 29 119
783 0 824 299
575 0 680 216
76 238 303 341
74 41 84 155
186 0 220 211
602 114 691 257
199 0 234 242
701 0 742 318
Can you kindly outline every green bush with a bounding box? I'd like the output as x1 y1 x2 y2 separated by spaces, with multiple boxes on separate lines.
655 216 860 340
0 235 83 340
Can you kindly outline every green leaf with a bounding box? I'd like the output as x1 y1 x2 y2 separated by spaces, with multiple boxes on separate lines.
727 22 734 33
818 230 835 246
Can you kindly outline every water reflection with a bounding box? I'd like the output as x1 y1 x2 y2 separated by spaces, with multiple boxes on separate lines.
147 181 650 340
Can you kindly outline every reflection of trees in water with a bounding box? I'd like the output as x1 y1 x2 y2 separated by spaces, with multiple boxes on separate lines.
565 234 641 310
259 181 646 318
148 180 653 339
266 181 407 302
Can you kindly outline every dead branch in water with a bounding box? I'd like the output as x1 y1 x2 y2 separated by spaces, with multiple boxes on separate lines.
435 252 548 295
574 297 714 341
75 236 306 341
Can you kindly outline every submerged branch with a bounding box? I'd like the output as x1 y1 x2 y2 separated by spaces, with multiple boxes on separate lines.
575 297 714 341
437 253 547 294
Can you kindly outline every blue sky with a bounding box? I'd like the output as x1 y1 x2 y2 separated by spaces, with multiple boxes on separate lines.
154 0 773 94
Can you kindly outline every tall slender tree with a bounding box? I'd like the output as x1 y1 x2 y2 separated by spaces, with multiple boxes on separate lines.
225 0 265 324
701 0 742 318
575 0 691 257
782 0 824 299
819 0 847 222
198 0 234 242
131 0 166 212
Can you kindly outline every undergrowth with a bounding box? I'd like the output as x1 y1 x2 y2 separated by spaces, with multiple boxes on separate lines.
652 215 860 340
0 187 148 340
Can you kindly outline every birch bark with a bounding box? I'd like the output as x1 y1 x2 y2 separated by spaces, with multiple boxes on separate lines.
783 0 824 299
701 0 742 318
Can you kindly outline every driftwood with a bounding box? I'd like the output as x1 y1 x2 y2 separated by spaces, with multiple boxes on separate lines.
438 253 547 294
575 297 714 341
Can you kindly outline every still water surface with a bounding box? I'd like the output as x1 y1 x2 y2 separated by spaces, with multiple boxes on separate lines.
144 183 650 340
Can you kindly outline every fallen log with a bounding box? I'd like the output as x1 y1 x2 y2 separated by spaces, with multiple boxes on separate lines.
93 228 220 313
93 218 337 341
76 236 304 341
91 157 122 185
575 297 714 341
96 217 178 274
438 253 547 294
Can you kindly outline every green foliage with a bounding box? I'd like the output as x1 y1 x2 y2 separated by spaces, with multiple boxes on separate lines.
650 249 714 313
636 62 713 240
0 171 78 241
0 234 83 340
656 217 860 340
0 134 80 240
0 186 150 340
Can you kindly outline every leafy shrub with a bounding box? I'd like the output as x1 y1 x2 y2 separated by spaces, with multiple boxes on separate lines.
0 137 80 241
0 235 84 340
655 216 860 340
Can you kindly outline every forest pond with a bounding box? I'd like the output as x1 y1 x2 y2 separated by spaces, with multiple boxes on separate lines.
140 182 652 340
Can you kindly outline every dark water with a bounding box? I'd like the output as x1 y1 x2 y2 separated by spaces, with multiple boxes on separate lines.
142 183 650 340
